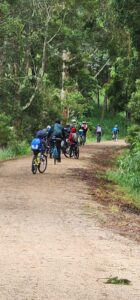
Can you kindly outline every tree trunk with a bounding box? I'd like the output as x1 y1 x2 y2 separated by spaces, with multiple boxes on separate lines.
97 90 100 108
101 93 107 121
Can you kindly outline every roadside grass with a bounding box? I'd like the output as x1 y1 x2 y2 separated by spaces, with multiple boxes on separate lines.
0 141 31 161
107 169 140 209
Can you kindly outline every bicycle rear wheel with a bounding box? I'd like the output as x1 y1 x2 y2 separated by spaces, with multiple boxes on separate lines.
63 145 70 158
32 156 38 174
38 154 47 173
74 146 79 159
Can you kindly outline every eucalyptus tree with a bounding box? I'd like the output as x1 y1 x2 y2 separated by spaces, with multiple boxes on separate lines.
0 0 70 133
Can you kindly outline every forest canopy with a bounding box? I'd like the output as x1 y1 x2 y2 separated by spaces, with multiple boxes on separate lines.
0 0 140 142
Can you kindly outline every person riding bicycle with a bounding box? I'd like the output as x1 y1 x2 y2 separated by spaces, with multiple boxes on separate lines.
35 128 48 154
69 127 78 157
48 119 64 162
96 124 102 142
112 125 119 141
78 127 84 145
63 123 71 139
80 121 88 143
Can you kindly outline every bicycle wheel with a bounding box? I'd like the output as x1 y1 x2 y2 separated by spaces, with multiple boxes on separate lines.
52 145 58 165
74 146 79 159
63 145 70 158
31 156 38 174
38 154 47 173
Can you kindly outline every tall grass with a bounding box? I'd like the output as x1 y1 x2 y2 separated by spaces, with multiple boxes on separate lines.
0 140 31 161
107 145 140 206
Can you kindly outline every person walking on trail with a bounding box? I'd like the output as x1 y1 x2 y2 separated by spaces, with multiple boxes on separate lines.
96 124 102 142
48 119 64 162
112 125 119 141
80 121 88 144
69 127 78 157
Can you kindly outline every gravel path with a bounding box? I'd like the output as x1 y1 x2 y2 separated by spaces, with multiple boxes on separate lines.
0 141 140 300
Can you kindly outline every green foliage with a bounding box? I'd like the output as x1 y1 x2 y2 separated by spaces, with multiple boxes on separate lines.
63 91 85 119
10 140 30 156
0 140 30 161
108 144 140 198
126 124 140 147
0 113 13 147
105 276 131 285
0 0 140 144
128 80 140 123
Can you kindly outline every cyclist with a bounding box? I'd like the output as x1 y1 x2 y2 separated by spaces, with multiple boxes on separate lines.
48 119 64 162
69 127 78 157
63 123 71 139
78 127 84 145
112 125 119 141
80 121 88 144
35 128 48 153
70 118 77 129
96 124 102 142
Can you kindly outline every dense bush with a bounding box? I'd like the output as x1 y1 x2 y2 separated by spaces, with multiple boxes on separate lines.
118 145 140 191
126 124 140 148
0 113 13 147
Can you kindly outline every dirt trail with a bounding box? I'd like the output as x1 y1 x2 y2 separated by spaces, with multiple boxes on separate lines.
0 141 140 300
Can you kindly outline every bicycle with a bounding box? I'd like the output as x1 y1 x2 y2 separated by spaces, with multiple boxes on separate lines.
31 138 48 174
78 135 86 146
61 138 71 158
51 137 61 165
70 142 79 159
96 132 101 142
112 133 117 141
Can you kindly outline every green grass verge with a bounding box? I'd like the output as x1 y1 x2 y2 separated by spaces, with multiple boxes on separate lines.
0 141 31 161
107 169 140 209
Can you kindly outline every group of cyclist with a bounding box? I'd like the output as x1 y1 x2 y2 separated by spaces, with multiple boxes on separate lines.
32 120 119 165
33 119 89 163
95 124 119 142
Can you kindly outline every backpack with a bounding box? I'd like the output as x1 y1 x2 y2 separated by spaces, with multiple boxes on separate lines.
71 132 78 142
78 129 84 136
31 138 42 152
36 129 47 139
53 123 62 138
96 126 102 133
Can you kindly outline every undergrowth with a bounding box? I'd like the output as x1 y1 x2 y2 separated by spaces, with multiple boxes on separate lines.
107 146 140 208
0 140 31 161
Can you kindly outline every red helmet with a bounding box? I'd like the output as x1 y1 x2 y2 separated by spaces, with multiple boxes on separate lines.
71 127 76 133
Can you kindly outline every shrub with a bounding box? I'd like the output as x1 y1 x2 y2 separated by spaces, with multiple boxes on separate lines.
126 124 140 148
0 113 13 147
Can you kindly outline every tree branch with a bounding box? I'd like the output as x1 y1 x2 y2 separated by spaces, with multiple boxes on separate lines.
94 58 110 79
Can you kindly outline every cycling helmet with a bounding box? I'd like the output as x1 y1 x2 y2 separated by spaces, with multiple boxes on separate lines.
71 127 76 133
